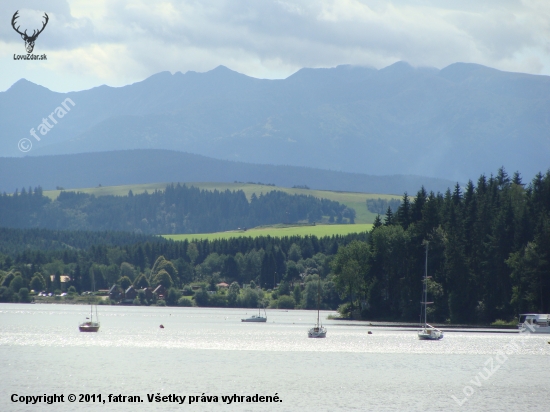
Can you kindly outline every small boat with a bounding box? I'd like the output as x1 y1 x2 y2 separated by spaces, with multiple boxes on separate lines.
79 304 100 332
418 242 443 340
518 314 550 334
80 276 100 332
241 307 267 322
418 323 443 340
308 279 326 338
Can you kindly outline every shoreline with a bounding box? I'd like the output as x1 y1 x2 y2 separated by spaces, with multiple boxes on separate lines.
332 318 518 330
13 301 520 330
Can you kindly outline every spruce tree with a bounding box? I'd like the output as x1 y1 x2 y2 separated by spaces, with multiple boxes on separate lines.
384 206 394 226
396 193 411 230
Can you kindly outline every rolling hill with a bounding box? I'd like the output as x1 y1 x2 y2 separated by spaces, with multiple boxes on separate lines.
42 181 401 224
0 149 455 195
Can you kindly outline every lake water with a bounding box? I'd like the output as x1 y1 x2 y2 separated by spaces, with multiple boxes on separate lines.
1 304 549 411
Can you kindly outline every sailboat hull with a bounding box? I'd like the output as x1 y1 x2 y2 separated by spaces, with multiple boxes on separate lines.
241 308 267 322
417 328 443 340
308 327 327 338
241 317 267 322
79 322 100 332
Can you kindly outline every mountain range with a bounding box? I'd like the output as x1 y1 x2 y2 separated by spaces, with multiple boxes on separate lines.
1 62 549 182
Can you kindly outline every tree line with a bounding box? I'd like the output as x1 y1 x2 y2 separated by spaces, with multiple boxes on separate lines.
0 223 367 309
0 184 355 234
333 168 550 324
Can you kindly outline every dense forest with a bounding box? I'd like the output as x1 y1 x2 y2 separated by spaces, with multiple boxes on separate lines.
0 184 355 234
0 227 162 255
1 168 549 325
0 226 366 310
350 168 550 323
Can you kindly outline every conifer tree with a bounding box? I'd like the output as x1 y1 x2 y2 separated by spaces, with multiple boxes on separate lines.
397 193 411 229
384 206 394 226
372 214 382 229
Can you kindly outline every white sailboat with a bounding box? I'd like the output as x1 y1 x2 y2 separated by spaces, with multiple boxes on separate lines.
79 303 100 332
79 273 100 332
308 279 327 338
241 307 267 322
418 242 443 340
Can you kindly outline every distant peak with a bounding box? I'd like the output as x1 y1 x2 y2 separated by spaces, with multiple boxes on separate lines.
443 62 493 71
5 78 52 94
379 61 414 73
439 62 500 82
203 65 254 82
178 65 248 78
208 65 244 76
11 78 32 87
128 71 174 89
212 65 231 71
286 64 377 81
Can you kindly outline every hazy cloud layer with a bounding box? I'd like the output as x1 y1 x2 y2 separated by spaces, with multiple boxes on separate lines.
1 0 550 91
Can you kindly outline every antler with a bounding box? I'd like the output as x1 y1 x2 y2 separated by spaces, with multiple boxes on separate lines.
11 11 49 40
32 13 49 39
11 10 26 37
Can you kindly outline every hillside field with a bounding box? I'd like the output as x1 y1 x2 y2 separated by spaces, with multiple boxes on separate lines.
43 182 401 224
162 223 373 241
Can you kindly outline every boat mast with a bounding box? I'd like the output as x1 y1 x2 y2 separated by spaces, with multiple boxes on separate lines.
424 241 428 327
91 268 95 321
317 278 320 326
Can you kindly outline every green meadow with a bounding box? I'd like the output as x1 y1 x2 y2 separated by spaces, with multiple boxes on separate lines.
162 223 373 241
43 182 401 224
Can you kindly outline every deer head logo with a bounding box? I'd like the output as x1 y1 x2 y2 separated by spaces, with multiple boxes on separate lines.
11 10 49 54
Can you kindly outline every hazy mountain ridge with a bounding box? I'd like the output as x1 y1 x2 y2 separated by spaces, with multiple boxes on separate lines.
1 62 549 181
0 150 456 195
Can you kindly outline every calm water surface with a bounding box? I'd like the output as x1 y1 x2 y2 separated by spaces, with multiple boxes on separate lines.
1 304 549 411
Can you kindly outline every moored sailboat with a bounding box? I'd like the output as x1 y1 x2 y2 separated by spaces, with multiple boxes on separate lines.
79 273 100 332
241 307 267 322
79 304 100 332
418 242 443 340
308 279 327 338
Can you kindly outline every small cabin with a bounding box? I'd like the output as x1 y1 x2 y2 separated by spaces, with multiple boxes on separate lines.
108 285 121 300
153 285 166 300
140 287 154 300
125 285 137 300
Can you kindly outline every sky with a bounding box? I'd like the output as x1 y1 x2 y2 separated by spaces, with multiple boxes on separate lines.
1 0 550 92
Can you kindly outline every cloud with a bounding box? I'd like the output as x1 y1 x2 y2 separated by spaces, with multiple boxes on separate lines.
1 0 550 92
